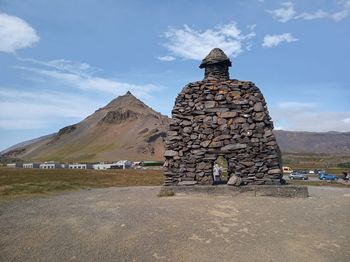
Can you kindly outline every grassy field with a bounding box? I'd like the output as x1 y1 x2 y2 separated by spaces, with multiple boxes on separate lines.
1 165 349 202
282 153 350 172
0 167 163 200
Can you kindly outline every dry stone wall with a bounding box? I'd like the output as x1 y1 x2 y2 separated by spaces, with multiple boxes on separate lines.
164 48 283 186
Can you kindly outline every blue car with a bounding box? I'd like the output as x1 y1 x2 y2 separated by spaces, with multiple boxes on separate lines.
319 173 338 181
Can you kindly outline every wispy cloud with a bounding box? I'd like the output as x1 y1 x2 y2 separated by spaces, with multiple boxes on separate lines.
160 22 256 61
267 2 296 23
14 58 160 98
296 10 329 20
2 57 163 130
17 57 95 75
262 33 298 48
267 1 350 22
157 55 176 62
332 0 350 21
0 13 40 53
271 102 350 132
0 88 99 130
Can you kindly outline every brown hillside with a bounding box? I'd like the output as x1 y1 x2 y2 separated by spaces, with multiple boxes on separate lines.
274 130 350 154
8 92 170 162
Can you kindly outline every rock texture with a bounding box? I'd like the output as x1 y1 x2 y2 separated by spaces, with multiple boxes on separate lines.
164 48 283 186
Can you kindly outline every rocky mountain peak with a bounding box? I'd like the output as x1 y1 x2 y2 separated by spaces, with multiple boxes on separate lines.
103 91 149 112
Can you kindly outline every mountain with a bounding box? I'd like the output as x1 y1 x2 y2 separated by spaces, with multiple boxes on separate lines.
274 130 350 154
2 93 350 162
2 91 170 162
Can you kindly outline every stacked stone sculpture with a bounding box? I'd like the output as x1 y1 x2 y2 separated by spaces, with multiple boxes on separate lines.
164 48 283 186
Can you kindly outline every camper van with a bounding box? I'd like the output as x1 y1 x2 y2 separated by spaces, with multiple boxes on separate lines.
282 166 293 174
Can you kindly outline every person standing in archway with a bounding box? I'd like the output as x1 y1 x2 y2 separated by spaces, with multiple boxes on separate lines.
213 163 222 185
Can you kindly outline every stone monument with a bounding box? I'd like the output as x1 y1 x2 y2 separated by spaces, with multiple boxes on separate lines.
163 48 283 186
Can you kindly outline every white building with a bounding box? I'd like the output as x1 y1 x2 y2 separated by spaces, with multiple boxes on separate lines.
7 163 23 168
68 163 93 169
92 163 112 170
39 163 62 169
23 163 40 168
110 160 133 169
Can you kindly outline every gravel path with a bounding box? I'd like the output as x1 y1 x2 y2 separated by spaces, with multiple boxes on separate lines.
0 186 349 262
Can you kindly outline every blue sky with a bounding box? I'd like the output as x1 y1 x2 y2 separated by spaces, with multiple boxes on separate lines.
0 0 349 150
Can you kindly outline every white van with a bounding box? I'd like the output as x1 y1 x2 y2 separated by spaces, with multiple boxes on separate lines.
282 166 293 174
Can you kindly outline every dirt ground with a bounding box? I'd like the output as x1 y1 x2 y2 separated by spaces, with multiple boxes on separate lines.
0 186 349 262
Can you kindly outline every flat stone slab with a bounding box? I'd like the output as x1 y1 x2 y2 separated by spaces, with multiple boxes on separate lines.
177 181 198 186
160 185 309 198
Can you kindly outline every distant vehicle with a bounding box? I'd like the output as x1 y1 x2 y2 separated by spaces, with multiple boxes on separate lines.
319 173 338 181
295 169 308 174
308 170 315 174
314 169 326 175
283 166 293 174
342 172 350 181
289 172 309 180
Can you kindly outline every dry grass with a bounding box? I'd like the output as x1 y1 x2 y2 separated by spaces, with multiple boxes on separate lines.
283 153 350 172
0 167 163 199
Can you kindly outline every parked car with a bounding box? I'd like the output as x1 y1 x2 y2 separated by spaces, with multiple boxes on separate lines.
319 173 338 181
342 172 350 181
289 172 309 180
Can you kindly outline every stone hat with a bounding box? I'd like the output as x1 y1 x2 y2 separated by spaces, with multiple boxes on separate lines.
199 48 232 68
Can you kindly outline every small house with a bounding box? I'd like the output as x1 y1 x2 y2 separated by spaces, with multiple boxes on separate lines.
68 163 93 169
93 163 112 170
23 163 40 169
39 162 62 169
110 160 133 169
7 163 23 168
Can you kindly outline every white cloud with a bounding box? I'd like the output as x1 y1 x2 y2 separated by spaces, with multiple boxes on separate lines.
157 55 176 62
262 33 298 48
332 9 349 21
267 2 296 23
0 89 99 130
18 57 94 75
267 1 350 22
271 102 350 132
334 0 350 21
0 13 39 53
296 10 329 20
14 58 160 98
161 22 256 60
2 57 163 130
